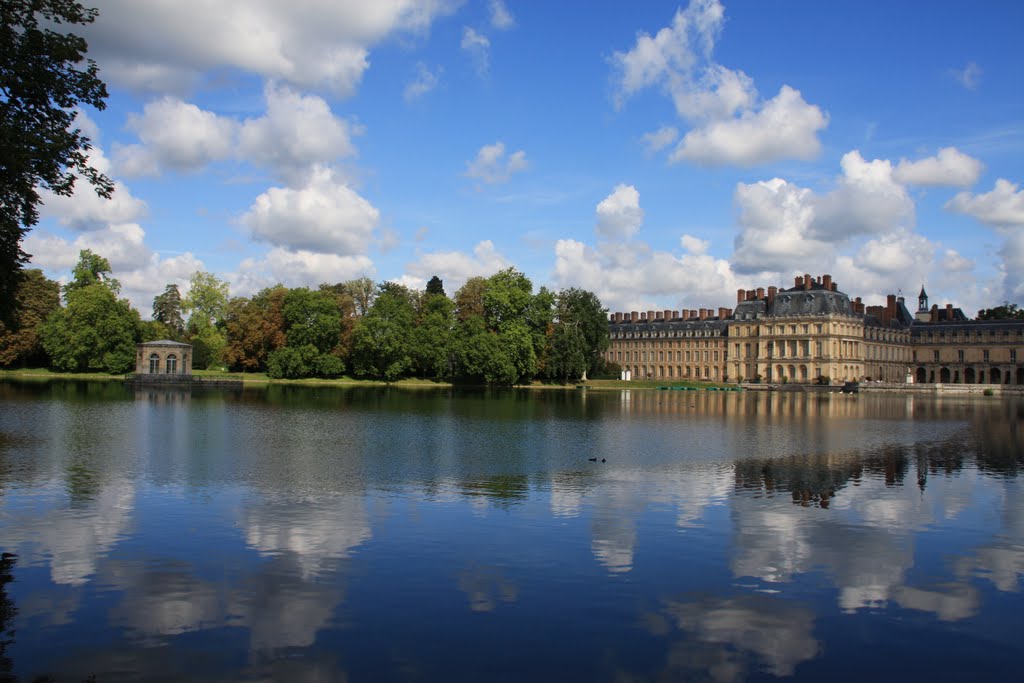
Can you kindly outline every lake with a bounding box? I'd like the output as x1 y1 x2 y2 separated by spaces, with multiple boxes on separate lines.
0 380 1022 682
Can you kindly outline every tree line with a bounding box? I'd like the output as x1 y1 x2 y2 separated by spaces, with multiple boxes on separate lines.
0 249 614 384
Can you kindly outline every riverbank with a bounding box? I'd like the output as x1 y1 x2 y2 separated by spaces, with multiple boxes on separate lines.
1 368 732 391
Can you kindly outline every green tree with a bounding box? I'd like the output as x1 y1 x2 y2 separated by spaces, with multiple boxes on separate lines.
318 282 359 359
152 284 185 336
41 283 139 373
425 275 445 297
551 288 608 380
454 315 518 385
352 282 416 380
338 276 375 317
138 319 175 342
0 269 60 367
182 271 228 368
62 248 119 298
411 291 455 378
977 302 1024 320
282 287 342 353
1 0 112 325
547 323 588 382
483 268 533 332
183 271 229 332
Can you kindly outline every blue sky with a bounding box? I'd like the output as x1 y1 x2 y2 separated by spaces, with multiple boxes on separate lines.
26 0 1024 317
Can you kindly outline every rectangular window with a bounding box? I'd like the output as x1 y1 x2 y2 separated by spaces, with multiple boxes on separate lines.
1011 349 1017 362
815 341 822 358
983 350 990 362
958 350 964 363
933 350 939 362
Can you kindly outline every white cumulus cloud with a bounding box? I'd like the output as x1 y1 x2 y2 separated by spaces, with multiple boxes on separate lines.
40 148 148 231
946 179 1024 227
893 147 983 187
114 85 358 183
231 248 375 297
114 97 237 176
670 85 827 166
596 184 644 240
402 240 511 294
241 166 380 254
612 0 827 166
87 0 457 96
811 150 915 239
731 178 827 274
238 84 358 182
465 142 529 184
553 238 740 313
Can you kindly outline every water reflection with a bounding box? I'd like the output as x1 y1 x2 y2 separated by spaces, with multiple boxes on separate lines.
642 595 821 682
241 495 371 578
0 381 1022 681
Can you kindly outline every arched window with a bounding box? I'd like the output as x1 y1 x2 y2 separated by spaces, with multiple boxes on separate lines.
166 354 178 374
149 353 160 374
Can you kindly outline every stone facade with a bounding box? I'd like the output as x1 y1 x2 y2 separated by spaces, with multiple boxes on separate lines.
605 273 1024 386
135 340 192 376
605 308 730 381
731 274 867 384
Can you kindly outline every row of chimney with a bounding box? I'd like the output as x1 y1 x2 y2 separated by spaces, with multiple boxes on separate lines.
734 274 841 306
865 294 900 325
609 307 734 323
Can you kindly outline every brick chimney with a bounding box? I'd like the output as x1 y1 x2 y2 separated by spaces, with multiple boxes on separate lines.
663 309 671 321
756 287 765 300
672 310 679 320
718 307 728 319
767 286 777 304
804 273 812 290
699 308 707 321
614 312 623 323
737 288 745 304
886 294 896 322
822 274 832 291
640 312 647 321
655 311 663 321
647 310 655 323
794 275 804 288
630 311 638 322
690 309 698 319
930 304 938 322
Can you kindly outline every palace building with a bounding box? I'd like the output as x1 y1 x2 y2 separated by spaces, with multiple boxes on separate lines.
605 274 1024 386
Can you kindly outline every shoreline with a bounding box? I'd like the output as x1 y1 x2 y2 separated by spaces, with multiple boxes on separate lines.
3 369 1021 396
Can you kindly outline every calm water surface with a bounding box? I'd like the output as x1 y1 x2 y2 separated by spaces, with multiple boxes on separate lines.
0 381 1022 682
